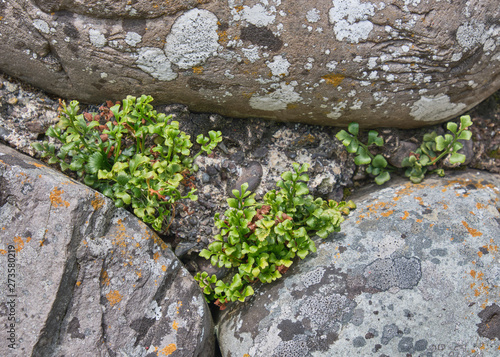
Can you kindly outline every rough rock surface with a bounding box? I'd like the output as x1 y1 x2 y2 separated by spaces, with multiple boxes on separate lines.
0 144 214 356
1 1 499 127
216 170 500 356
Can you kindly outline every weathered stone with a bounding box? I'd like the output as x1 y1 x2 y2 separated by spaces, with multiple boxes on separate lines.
216 170 500 356
0 1 499 128
0 144 214 356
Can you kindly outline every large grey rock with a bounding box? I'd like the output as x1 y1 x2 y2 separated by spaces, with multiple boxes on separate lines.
216 170 500 356
0 0 499 128
0 144 214 356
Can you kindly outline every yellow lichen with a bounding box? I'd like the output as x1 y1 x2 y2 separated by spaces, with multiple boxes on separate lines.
158 344 177 356
106 290 122 307
50 187 70 207
321 73 345 87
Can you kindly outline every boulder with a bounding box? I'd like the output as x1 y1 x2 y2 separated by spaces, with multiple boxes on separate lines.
216 170 500 356
0 1 499 128
0 144 214 356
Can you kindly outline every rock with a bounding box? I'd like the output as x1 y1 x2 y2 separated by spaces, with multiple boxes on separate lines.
216 170 500 356
387 141 419 168
231 161 263 195
0 1 499 128
0 144 215 357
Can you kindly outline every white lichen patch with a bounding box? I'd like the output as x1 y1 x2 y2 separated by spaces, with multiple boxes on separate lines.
136 47 178 81
456 21 487 50
326 60 338 71
410 94 467 122
241 3 276 27
33 19 50 34
249 82 301 111
266 55 290 76
165 9 219 69
306 8 321 23
242 46 260 63
328 0 375 43
326 100 348 119
89 29 107 48
124 32 142 47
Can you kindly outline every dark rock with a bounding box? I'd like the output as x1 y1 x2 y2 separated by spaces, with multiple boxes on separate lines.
0 144 215 356
388 141 419 168
231 161 263 196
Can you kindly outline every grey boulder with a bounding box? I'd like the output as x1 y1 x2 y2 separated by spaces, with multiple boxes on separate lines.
0 144 214 356
0 1 499 127
216 170 500 356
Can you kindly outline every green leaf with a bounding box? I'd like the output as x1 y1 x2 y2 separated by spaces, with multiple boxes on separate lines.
458 130 472 140
295 182 309 196
346 139 359 154
446 122 458 134
354 148 372 165
435 136 447 151
227 198 239 209
347 122 359 136
371 154 388 169
460 115 473 128
449 152 466 164
87 152 106 174
374 171 391 185
115 192 131 205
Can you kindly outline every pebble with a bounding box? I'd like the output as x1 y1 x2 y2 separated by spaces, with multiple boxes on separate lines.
7 97 18 105
201 173 210 183
231 161 263 196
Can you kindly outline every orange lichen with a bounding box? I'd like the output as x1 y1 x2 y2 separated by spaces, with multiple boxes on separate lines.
416 219 423 223
50 187 70 208
401 211 409 220
172 321 178 331
91 192 105 210
381 210 394 217
28 161 45 168
321 73 345 87
476 203 487 209
13 236 25 252
106 290 122 307
217 30 228 45
158 344 177 355
162 265 167 272
0 249 6 255
101 270 111 286
153 252 161 261
192 66 203 74
76 281 82 287
462 221 483 237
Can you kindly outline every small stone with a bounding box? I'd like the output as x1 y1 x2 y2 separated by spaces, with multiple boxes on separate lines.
7 97 18 105
231 161 263 196
252 146 268 159
388 141 418 168
0 125 10 140
174 242 197 257
202 173 210 183
415 339 428 351
398 337 414 352
352 336 366 347
230 151 245 163
5 82 18 92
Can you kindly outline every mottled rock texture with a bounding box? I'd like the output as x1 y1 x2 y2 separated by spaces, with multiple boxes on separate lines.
216 170 500 356
0 144 214 356
0 1 499 128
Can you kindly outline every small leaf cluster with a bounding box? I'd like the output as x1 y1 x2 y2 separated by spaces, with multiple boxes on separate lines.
194 163 355 308
336 115 473 184
336 123 390 185
401 115 473 183
33 95 222 232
